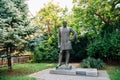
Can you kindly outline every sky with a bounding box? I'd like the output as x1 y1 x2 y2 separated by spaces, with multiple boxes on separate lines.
26 0 73 16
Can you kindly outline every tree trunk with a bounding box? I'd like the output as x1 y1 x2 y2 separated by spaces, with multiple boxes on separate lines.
7 55 12 72
7 47 12 72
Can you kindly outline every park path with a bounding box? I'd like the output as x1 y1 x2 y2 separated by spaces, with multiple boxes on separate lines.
28 63 110 80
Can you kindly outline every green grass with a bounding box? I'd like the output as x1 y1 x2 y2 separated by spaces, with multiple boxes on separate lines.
0 62 56 80
0 76 36 80
2 62 119 80
106 64 120 80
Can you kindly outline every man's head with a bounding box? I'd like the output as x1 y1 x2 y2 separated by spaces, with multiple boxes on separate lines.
62 21 67 27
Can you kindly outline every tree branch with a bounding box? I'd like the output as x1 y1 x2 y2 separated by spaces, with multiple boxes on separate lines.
94 13 108 24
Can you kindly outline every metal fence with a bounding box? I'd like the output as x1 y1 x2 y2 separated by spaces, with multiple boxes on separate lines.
0 55 32 66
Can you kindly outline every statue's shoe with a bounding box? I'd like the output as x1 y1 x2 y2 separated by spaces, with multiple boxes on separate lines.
56 64 72 70
56 64 61 69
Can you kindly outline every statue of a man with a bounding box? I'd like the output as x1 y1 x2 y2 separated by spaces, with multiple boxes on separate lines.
57 21 76 67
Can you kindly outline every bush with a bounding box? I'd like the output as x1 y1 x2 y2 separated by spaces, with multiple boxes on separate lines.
87 30 120 59
87 37 110 58
71 35 89 61
33 45 58 62
81 57 104 69
27 31 59 62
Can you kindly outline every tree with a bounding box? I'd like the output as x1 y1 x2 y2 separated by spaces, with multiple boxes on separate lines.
72 0 120 61
73 0 120 37
28 1 63 62
35 0 63 33
0 0 37 71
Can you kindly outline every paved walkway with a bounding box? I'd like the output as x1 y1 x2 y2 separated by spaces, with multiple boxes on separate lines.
29 63 110 80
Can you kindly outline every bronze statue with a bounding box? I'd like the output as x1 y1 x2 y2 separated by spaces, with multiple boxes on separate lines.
57 21 76 68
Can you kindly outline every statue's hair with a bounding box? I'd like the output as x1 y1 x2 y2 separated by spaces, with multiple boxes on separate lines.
62 20 67 24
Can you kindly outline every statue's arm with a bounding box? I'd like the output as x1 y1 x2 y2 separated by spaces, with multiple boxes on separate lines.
58 28 61 48
70 27 76 41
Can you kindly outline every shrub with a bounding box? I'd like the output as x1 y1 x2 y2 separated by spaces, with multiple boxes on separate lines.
27 31 59 62
87 30 120 59
33 36 58 62
81 57 104 69
71 35 89 61
87 37 110 58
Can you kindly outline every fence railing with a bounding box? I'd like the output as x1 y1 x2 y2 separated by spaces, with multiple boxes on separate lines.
0 55 32 67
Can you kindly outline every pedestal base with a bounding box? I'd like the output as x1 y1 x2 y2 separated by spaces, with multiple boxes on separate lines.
50 68 98 77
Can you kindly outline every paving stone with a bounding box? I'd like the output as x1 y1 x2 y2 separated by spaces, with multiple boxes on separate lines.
86 69 98 76
29 68 110 80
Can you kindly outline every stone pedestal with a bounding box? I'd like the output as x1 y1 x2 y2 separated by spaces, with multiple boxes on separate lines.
50 68 98 77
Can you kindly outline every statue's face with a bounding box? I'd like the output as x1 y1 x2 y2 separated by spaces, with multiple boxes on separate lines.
62 21 67 27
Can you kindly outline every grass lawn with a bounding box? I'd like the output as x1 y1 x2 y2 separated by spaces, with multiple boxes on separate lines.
0 62 56 80
0 76 36 80
106 64 120 80
0 62 120 80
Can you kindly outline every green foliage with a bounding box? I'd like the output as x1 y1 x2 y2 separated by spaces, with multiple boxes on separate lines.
81 57 104 69
32 1 69 62
28 31 59 62
72 0 120 62
27 36 44 51
33 45 58 62
0 0 37 71
35 0 63 32
87 37 110 58
29 0 120 62
71 35 89 61
73 0 120 36
87 30 120 58
0 0 37 52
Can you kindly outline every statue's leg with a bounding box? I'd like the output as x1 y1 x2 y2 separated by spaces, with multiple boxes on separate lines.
57 50 63 66
65 50 70 66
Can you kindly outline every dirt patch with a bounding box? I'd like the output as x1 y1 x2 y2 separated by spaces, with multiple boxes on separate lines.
0 68 29 76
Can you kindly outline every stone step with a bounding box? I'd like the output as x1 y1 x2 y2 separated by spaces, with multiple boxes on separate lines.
50 68 98 77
